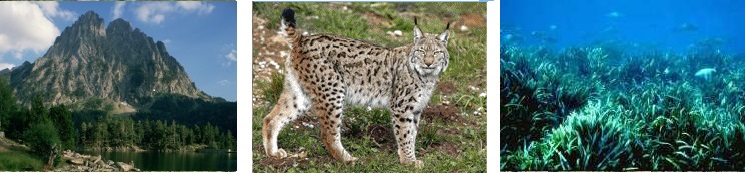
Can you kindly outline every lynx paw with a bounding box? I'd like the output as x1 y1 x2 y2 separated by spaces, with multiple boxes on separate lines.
343 156 359 163
268 148 288 158
401 159 423 168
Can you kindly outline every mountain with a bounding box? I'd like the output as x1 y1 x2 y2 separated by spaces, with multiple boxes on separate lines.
6 11 210 108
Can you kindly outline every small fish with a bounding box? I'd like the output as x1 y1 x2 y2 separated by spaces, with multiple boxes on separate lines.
502 33 523 43
549 24 558 30
606 11 622 18
676 22 698 32
694 68 716 80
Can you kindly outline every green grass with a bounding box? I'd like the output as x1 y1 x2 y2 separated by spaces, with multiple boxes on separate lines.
253 2 486 172
0 138 45 171
0 151 44 171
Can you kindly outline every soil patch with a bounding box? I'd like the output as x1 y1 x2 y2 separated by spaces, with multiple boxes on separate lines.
423 104 466 125
461 13 485 27
366 124 396 152
430 142 461 157
436 81 457 95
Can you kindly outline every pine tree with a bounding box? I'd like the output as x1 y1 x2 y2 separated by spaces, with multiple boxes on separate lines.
49 104 75 150
0 79 17 132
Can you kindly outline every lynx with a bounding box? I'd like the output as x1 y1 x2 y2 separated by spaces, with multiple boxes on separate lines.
262 8 451 167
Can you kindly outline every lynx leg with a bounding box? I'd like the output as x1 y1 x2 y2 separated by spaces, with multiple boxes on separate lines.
262 80 309 158
296 60 357 163
391 109 423 168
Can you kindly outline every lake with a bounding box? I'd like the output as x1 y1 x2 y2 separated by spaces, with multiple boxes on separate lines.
80 150 237 171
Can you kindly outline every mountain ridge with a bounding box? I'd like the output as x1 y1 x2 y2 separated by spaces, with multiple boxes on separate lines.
6 11 212 108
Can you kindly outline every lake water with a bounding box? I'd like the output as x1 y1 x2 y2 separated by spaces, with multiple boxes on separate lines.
80 150 237 171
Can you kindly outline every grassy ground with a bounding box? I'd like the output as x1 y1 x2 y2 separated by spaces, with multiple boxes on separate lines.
0 138 44 171
252 2 486 172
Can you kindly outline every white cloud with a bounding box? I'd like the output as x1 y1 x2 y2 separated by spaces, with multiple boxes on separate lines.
226 49 237 61
135 2 215 24
0 2 61 60
135 2 172 24
0 63 15 71
218 80 229 86
113 2 125 19
162 39 171 45
176 2 214 15
34 2 76 21
222 49 236 67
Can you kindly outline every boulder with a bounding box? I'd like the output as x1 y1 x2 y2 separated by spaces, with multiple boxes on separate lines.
96 159 105 165
57 150 140 171
91 155 102 163
117 162 133 172
68 158 85 165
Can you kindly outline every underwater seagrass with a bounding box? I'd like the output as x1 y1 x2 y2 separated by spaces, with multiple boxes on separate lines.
500 42 745 171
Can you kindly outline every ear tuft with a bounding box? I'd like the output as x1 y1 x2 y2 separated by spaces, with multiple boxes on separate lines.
445 22 450 30
414 17 418 26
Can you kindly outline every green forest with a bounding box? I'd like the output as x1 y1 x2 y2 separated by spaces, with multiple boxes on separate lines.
0 78 236 169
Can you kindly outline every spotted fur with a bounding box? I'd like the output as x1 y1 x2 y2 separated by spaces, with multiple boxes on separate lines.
262 8 450 167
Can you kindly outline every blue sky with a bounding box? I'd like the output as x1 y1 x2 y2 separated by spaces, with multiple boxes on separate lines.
502 0 745 54
0 2 237 101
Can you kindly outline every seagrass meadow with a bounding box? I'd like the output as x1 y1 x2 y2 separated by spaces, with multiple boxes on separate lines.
499 43 745 171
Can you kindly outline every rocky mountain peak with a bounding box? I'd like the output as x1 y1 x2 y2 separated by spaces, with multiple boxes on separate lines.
106 18 133 34
7 11 210 107
70 11 106 37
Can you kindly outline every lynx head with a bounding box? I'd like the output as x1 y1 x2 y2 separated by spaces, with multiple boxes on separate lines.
409 17 450 77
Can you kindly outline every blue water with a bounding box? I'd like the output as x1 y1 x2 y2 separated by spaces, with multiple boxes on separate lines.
502 0 745 54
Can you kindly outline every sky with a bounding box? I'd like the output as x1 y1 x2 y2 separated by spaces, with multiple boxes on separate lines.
501 0 745 54
0 1 237 101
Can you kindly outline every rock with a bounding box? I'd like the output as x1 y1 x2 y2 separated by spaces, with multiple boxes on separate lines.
69 158 85 165
387 30 403 37
117 162 133 172
91 155 102 163
460 25 469 31
58 150 140 172
96 160 105 166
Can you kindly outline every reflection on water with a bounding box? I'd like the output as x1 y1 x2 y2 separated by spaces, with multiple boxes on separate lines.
80 150 237 171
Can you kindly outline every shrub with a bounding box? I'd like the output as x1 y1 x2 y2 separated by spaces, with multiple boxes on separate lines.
22 120 61 164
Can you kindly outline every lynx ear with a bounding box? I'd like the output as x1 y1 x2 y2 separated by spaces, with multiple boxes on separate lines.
438 23 450 45
414 17 422 41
